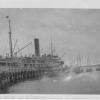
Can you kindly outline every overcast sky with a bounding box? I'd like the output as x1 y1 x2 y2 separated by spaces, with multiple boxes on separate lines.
0 8 100 65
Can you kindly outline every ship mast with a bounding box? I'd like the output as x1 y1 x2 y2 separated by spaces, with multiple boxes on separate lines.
6 16 13 58
50 34 53 57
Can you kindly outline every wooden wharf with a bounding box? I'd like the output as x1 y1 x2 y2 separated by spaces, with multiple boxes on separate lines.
0 66 45 91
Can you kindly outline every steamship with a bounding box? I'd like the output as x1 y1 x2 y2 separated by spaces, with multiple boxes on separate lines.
0 16 65 77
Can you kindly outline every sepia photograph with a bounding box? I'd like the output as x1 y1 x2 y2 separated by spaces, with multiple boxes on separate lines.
0 8 100 96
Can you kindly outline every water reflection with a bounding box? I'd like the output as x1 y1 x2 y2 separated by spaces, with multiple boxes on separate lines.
8 72 100 94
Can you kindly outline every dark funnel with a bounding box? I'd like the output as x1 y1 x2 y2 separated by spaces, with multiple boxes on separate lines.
34 38 40 57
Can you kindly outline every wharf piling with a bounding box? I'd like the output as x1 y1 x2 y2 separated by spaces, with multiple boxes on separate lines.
0 68 44 91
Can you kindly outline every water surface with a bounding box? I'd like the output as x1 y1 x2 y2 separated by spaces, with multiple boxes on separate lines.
8 72 100 94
